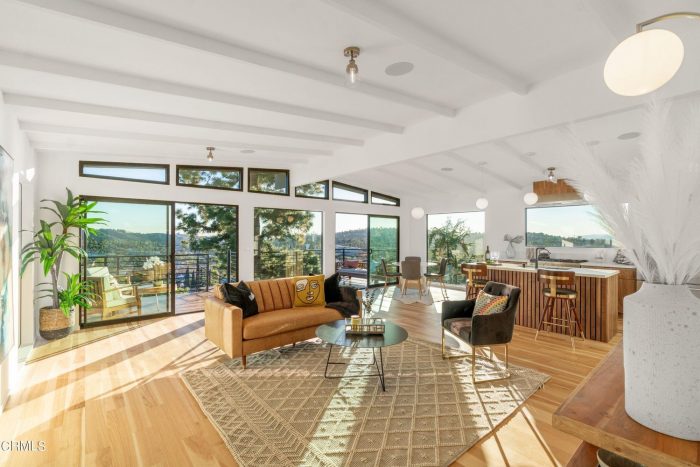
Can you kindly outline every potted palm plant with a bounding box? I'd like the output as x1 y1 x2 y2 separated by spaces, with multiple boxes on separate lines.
21 189 103 340
566 99 700 441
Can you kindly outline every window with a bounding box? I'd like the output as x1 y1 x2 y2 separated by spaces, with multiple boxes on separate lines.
253 208 323 279
427 211 485 285
248 168 290 195
176 165 243 191
295 180 329 199
332 182 368 203
79 161 169 184
371 192 400 206
526 204 615 248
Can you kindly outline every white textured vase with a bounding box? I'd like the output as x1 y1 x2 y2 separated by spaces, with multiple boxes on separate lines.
624 283 700 440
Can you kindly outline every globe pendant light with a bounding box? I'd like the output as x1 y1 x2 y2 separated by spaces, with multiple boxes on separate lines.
523 191 538 206
410 207 425 219
475 162 488 210
604 12 700 96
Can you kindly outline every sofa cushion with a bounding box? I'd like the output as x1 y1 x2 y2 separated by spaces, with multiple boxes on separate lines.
242 307 341 340
247 278 294 312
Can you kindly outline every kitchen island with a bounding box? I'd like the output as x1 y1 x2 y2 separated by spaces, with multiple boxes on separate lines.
484 263 619 342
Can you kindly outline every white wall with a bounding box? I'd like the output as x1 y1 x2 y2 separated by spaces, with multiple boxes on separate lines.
0 91 38 412
403 188 618 262
36 152 409 282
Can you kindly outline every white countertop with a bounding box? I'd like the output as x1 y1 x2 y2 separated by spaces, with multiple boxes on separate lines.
498 258 637 270
488 262 620 278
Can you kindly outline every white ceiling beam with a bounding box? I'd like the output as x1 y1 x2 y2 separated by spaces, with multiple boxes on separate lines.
18 121 332 156
4 93 362 146
585 0 634 42
14 0 456 117
0 49 403 134
492 140 547 175
443 151 521 190
321 0 530 95
32 147 308 165
373 167 454 196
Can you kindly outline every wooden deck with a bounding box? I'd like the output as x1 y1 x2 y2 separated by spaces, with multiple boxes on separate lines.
1 284 621 466
85 291 214 323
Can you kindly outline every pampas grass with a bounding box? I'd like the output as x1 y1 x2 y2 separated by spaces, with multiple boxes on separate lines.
564 98 700 285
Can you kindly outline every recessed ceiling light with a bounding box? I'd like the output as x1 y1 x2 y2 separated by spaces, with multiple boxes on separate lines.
440 167 453 172
586 140 600 146
385 61 414 76
523 151 536 157
241 149 256 154
618 131 641 140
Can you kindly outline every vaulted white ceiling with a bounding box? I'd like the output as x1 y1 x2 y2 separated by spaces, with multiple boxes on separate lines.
1 0 699 199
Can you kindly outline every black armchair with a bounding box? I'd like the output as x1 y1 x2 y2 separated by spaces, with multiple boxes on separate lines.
441 281 520 383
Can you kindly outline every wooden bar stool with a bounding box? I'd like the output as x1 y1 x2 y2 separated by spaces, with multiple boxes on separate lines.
535 269 586 348
461 262 488 300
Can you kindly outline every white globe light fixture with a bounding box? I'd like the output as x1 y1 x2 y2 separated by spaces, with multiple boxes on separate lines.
523 192 539 206
604 13 699 97
410 207 425 219
475 197 489 210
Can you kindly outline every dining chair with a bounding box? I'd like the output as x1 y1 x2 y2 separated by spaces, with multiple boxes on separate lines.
400 260 423 297
380 259 402 293
424 257 448 298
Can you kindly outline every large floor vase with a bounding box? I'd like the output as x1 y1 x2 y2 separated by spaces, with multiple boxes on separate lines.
624 282 700 441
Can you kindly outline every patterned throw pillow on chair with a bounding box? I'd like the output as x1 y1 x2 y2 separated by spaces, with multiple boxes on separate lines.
474 290 508 315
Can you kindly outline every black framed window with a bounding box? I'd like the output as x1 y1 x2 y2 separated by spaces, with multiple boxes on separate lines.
248 168 290 196
332 182 368 203
79 161 169 185
295 180 329 199
176 165 243 191
525 204 615 248
371 192 400 206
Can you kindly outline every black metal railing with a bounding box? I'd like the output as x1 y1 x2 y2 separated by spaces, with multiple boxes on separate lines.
85 250 238 293
254 249 323 279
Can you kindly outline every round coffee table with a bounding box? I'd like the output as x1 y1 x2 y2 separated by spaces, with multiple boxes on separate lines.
315 319 408 391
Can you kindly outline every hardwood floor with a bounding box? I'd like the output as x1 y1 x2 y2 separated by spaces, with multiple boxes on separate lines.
0 286 620 466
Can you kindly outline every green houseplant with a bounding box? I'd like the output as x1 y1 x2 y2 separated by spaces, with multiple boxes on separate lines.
21 189 103 340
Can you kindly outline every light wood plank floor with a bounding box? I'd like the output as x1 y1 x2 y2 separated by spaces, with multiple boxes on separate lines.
0 286 620 466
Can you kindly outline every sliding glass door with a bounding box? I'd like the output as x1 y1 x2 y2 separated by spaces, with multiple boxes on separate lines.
81 197 238 327
174 202 238 314
335 213 399 288
82 199 172 325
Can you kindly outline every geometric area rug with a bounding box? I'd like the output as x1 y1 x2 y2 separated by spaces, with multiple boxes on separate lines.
180 338 549 466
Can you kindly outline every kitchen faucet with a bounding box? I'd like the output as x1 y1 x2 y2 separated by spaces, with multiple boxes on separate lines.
534 247 551 270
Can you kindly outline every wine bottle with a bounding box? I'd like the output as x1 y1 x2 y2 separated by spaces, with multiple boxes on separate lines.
485 245 491 261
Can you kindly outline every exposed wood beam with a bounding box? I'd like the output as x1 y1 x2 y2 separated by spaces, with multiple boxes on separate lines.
15 0 456 117
492 140 547 175
18 121 332 156
4 93 362 146
321 0 530 95
0 49 403 134
443 151 521 190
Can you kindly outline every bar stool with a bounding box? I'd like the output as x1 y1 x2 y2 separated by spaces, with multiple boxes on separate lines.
535 269 586 348
461 262 488 300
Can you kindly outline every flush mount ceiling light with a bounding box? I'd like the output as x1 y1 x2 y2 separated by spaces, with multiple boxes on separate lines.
546 167 557 183
410 207 425 219
385 61 414 76
241 149 256 154
440 167 453 172
475 161 488 210
206 146 215 162
344 46 360 87
523 151 537 157
604 12 700 96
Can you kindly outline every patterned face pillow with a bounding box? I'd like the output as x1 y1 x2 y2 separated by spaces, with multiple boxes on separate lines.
473 290 509 316
293 274 326 307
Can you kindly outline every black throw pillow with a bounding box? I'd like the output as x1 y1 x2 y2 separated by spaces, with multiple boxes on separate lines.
324 273 342 303
222 281 259 318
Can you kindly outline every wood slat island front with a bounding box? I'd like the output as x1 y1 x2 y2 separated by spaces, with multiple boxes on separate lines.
483 264 619 342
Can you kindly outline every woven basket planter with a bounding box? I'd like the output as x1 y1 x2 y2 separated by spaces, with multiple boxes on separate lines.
39 307 73 340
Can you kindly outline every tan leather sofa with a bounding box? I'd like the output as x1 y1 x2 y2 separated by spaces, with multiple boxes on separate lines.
204 277 362 368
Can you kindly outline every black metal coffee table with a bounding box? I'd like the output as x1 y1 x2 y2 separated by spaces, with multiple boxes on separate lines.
315 319 408 391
